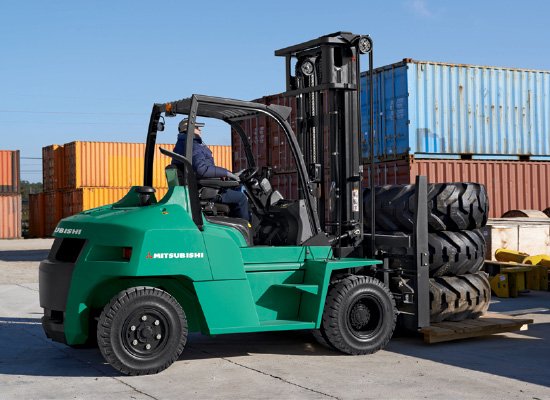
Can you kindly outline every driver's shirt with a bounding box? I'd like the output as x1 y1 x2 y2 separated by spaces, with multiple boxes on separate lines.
173 134 231 179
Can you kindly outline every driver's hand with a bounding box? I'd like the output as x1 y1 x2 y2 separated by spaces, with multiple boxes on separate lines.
226 172 240 181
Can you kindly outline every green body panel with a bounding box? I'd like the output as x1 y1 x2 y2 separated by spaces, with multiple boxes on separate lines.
201 223 247 280
52 186 381 344
247 270 304 321
193 280 260 332
241 246 307 264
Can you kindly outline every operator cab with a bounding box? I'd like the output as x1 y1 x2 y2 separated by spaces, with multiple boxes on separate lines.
146 95 326 248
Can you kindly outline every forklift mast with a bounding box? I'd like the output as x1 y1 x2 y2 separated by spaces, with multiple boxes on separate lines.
275 32 374 257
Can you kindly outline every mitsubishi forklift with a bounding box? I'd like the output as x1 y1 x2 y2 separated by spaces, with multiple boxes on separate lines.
39 32 485 376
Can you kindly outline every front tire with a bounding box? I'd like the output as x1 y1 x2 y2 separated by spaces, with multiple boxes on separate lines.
97 287 188 376
321 276 396 355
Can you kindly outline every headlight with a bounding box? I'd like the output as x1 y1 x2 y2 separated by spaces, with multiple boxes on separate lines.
358 36 372 54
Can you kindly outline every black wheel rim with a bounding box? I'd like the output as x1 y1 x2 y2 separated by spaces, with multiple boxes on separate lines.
346 294 383 340
121 307 170 358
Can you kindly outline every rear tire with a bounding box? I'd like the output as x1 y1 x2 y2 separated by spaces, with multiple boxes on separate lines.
97 286 187 376
321 276 396 355
311 328 335 350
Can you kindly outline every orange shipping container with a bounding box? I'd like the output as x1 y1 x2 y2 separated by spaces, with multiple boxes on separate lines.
42 145 66 191
28 192 46 238
62 187 169 217
0 150 20 194
208 145 233 174
44 191 63 236
62 141 231 189
0 194 22 239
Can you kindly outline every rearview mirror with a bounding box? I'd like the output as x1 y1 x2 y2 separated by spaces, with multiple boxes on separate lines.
157 116 165 131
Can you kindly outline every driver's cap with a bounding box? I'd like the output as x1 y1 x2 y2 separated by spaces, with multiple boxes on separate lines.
178 118 205 133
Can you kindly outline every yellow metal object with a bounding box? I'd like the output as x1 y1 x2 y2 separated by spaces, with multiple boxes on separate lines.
526 266 541 290
500 266 530 297
495 248 529 263
487 263 531 298
523 254 550 268
523 255 550 291
490 274 509 298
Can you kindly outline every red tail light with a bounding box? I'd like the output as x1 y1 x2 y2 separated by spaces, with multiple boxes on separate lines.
122 247 133 260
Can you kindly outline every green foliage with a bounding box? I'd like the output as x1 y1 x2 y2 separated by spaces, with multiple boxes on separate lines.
20 180 43 199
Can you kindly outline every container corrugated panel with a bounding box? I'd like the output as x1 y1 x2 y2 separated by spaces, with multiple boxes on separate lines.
361 59 550 160
207 145 233 173
28 192 45 238
62 141 231 189
54 146 66 189
365 158 550 218
62 187 169 217
231 101 299 196
44 191 63 236
0 194 22 238
42 145 58 192
233 93 330 174
269 172 299 201
64 142 165 189
0 150 20 194
233 93 341 220
42 145 66 191
363 159 412 187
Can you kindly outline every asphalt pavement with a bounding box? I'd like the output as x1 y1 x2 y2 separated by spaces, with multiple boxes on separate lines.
1 239 549 399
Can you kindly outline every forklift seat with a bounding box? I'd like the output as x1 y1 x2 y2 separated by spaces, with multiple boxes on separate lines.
165 165 252 246
166 165 230 215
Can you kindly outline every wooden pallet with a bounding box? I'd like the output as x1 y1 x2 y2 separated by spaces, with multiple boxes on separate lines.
420 313 534 344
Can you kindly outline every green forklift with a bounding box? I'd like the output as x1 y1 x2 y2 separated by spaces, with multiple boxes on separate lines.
40 32 488 375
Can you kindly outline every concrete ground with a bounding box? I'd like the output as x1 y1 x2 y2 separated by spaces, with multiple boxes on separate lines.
0 239 549 400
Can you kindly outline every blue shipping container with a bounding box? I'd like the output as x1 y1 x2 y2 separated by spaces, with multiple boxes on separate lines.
361 59 550 160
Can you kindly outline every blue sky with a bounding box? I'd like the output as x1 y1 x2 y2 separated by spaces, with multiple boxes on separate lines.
1 0 549 182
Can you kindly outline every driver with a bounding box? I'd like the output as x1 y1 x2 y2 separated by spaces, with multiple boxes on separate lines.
172 119 250 220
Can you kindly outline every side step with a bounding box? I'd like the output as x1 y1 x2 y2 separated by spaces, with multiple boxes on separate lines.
272 283 319 295
419 313 534 344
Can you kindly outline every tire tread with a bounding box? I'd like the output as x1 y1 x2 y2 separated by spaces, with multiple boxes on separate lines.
97 286 187 376
364 183 489 232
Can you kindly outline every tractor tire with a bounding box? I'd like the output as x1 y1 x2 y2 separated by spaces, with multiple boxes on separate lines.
320 275 397 355
428 229 486 276
97 286 188 376
311 272 354 350
364 183 488 232
377 229 486 277
430 272 491 323
311 328 335 350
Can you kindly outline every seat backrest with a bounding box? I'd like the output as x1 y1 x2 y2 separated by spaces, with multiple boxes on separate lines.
164 164 203 230
165 165 185 187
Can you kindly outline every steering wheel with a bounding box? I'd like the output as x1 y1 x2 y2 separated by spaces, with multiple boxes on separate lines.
236 167 259 183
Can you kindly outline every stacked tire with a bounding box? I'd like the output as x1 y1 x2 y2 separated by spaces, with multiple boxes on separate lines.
363 182 491 323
